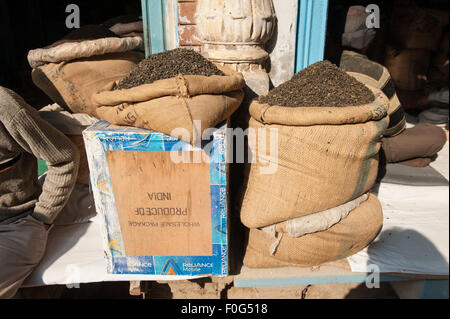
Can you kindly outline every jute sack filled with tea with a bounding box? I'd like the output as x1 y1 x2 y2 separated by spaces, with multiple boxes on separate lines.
92 65 245 144
243 193 383 268
240 85 389 228
28 28 144 115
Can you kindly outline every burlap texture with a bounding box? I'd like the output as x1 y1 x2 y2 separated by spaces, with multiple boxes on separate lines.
27 36 143 68
32 51 144 115
240 86 389 228
243 194 383 268
249 87 387 126
93 65 246 144
262 193 369 239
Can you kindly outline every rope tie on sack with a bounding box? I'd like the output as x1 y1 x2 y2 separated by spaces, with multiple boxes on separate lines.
175 74 194 124
176 74 190 98
269 232 284 256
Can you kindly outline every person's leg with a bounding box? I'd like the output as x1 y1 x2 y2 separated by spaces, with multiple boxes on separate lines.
397 157 432 167
0 215 48 299
382 123 447 164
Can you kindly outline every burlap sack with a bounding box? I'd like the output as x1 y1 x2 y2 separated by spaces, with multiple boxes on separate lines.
243 193 383 268
240 85 389 228
92 65 245 144
28 37 142 68
108 21 144 45
109 21 143 36
29 37 144 115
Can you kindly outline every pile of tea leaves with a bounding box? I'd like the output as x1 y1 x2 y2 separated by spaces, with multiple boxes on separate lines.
115 48 224 90
259 60 374 107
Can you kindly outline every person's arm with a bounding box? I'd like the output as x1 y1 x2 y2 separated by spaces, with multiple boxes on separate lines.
5 103 80 225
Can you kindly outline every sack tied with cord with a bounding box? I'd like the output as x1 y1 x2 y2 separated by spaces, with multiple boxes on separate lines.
91 48 246 145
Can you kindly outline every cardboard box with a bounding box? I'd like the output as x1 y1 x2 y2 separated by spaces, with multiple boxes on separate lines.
83 121 228 276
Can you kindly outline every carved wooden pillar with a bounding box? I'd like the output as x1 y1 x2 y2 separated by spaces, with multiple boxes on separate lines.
195 0 277 97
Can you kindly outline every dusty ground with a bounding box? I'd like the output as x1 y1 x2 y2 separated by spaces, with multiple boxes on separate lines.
19 279 398 299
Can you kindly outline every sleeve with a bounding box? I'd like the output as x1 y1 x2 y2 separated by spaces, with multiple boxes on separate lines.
6 107 80 224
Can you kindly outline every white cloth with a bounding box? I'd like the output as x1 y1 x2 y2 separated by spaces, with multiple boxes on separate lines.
348 142 449 276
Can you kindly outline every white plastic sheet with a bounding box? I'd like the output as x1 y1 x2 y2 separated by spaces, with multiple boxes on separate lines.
348 142 449 276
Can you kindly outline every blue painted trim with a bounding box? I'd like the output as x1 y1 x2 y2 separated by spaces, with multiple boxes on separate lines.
235 274 432 288
141 0 151 57
295 0 329 72
162 0 179 49
141 0 166 55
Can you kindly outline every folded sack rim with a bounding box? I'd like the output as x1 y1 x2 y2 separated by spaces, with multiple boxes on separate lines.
27 36 143 68
250 85 389 127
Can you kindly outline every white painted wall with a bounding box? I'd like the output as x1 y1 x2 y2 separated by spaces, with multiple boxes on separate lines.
267 0 298 88
164 0 179 50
